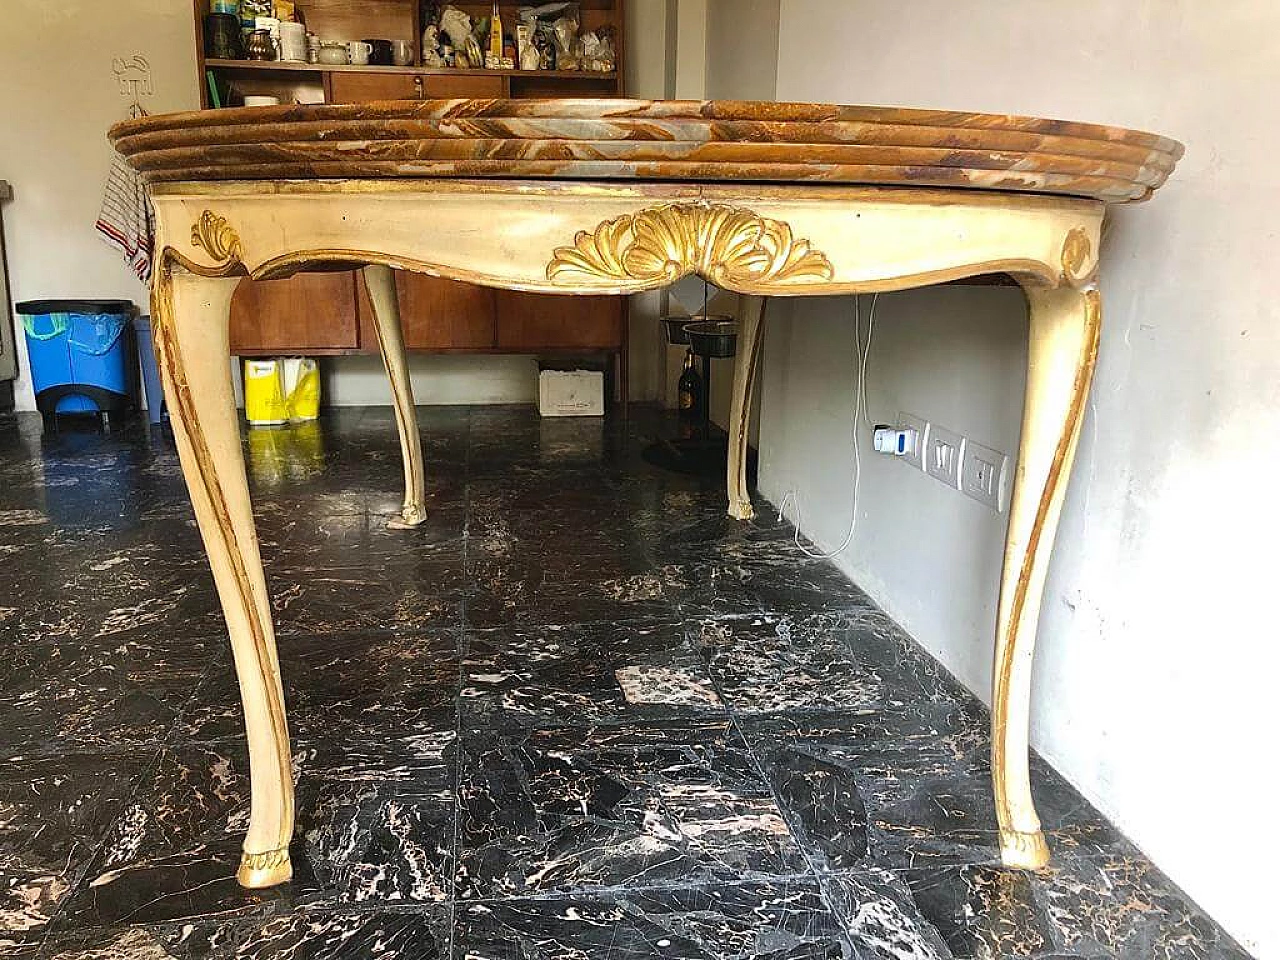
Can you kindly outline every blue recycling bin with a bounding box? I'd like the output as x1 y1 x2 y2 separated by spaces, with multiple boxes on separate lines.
15 299 137 423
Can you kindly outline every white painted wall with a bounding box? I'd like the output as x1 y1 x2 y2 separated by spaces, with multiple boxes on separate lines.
320 355 539 406
750 1 1279 954
705 0 779 101
0 0 199 411
672 0 708 99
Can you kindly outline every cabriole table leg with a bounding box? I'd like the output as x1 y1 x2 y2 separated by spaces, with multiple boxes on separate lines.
726 295 768 520
364 264 427 529
153 266 296 888
993 281 1102 869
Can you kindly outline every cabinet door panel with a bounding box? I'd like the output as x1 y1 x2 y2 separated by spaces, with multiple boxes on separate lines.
328 72 421 103
328 73 504 105
420 75 504 98
495 291 623 350
357 272 496 350
229 272 358 353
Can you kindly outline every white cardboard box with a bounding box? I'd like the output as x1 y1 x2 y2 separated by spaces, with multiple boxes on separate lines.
538 369 604 417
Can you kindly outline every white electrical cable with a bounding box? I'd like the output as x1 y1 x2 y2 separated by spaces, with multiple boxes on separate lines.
859 292 879 429
777 292 879 560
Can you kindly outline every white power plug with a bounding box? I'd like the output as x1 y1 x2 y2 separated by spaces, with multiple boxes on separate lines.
872 424 918 456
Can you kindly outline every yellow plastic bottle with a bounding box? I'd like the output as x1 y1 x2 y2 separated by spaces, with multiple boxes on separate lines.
283 357 321 421
243 359 288 426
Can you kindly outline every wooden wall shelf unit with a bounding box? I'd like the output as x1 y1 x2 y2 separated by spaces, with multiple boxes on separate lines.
194 0 627 402
205 58 616 80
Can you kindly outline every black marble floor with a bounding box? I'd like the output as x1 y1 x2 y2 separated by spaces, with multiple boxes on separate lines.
0 406 1250 959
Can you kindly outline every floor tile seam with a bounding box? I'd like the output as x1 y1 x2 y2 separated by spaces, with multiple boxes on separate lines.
694 616 863 954
141 656 230 760
451 405 472 945
273 623 467 643
816 861 1163 960
267 560 467 580
451 868 822 908
683 618 821 852
163 658 227 749
459 612 684 631
170 727 462 751
0 737 172 759
50 897 295 946
33 742 174 948
453 710 735 739
15 628 235 651
271 624 468 645
458 627 688 654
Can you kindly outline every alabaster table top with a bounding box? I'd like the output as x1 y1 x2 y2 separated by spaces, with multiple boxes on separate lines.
110 97 1181 202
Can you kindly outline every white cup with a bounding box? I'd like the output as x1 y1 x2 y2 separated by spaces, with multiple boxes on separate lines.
346 40 373 65
279 21 307 62
243 95 281 107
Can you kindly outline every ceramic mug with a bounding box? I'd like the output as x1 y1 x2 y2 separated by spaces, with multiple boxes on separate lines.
278 21 307 62
365 39 394 66
391 39 414 66
346 40 373 65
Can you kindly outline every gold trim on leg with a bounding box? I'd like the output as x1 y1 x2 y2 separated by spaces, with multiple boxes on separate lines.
992 283 1102 870
363 264 427 529
237 846 293 889
152 257 295 889
727 296 768 520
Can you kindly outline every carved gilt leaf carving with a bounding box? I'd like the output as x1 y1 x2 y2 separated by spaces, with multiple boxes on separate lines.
190 210 243 265
547 203 834 287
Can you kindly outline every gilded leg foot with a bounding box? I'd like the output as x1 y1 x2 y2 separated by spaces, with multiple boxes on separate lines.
387 503 428 529
728 497 756 521
237 846 293 888
1000 827 1050 870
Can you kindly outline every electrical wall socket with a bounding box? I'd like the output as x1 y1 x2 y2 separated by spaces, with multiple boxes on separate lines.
889 410 1010 512
960 438 1009 511
896 411 928 471
925 424 964 489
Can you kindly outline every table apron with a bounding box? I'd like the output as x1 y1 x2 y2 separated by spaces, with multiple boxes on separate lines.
153 181 1103 296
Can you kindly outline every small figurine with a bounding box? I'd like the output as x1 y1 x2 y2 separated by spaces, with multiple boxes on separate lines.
518 23 540 71
439 5 473 52
421 24 445 66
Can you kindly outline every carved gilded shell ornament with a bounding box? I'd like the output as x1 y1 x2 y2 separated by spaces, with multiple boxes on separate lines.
546 202 834 288
190 210 243 265
1060 227 1095 286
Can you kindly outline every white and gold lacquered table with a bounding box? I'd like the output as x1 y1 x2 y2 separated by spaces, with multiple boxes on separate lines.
110 98 1182 888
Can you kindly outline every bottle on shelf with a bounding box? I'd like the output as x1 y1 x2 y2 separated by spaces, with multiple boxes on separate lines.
677 349 702 420
486 2 504 69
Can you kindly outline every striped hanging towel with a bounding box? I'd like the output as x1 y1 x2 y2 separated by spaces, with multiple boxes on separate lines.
95 151 155 283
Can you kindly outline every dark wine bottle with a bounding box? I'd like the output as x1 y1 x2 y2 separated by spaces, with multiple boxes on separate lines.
677 348 702 420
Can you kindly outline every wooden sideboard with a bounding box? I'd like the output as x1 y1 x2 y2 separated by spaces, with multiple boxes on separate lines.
196 0 626 389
